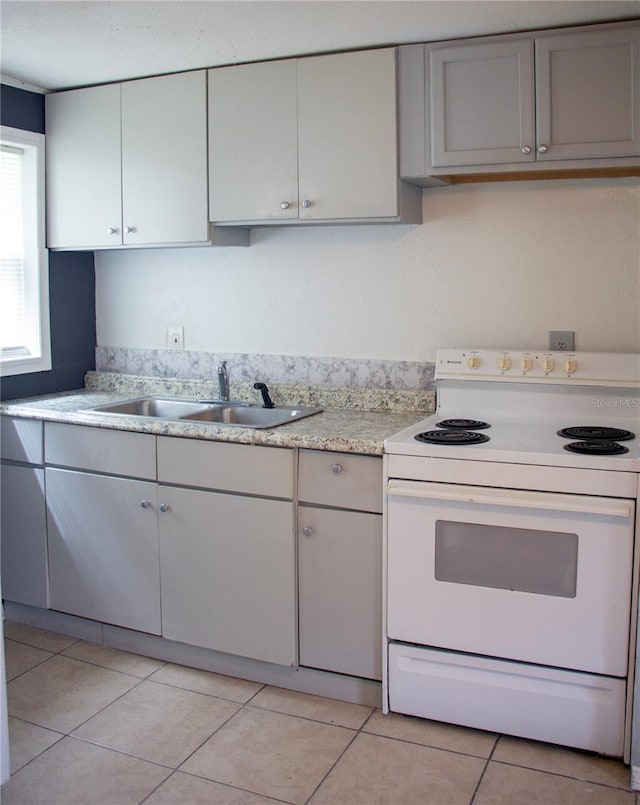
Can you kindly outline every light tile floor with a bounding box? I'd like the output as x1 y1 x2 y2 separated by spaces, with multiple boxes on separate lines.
1 621 637 805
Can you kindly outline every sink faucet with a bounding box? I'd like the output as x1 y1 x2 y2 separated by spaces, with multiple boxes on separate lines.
217 361 230 401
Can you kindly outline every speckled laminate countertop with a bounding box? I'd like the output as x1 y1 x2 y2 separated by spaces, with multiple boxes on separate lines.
0 388 427 456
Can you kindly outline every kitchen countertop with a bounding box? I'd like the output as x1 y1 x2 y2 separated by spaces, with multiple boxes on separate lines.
0 388 427 456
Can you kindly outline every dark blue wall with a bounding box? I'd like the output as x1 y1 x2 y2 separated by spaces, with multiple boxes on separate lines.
1 84 96 401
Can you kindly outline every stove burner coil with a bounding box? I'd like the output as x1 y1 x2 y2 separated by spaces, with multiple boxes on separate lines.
436 419 491 430
415 430 490 446
558 426 635 442
563 441 630 456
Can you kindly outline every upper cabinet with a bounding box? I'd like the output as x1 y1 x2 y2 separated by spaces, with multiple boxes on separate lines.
400 21 640 183
46 71 246 249
208 48 422 225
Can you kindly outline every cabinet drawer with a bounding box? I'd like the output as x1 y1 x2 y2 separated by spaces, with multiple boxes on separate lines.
45 422 156 479
298 450 382 513
1 417 43 464
157 437 293 499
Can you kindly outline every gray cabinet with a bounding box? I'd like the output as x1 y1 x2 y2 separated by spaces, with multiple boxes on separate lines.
46 468 161 634
159 485 295 665
298 450 383 680
44 424 160 633
157 437 296 665
401 21 640 181
1 418 48 608
46 71 213 249
209 49 421 224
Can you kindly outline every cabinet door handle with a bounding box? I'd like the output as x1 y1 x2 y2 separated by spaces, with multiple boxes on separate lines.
331 463 343 474
280 201 291 210
520 146 532 155
125 225 136 234
301 199 312 209
159 503 170 513
108 226 119 235
537 144 549 154
302 526 313 537
140 499 151 509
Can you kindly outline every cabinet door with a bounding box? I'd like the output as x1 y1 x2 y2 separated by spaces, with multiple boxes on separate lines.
46 468 161 634
536 26 640 160
298 49 399 220
429 39 535 167
159 485 296 665
209 60 299 222
298 506 382 680
1 464 48 608
121 71 209 245
45 84 122 249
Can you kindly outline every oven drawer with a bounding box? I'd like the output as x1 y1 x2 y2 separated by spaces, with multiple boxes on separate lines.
388 643 625 756
386 480 635 676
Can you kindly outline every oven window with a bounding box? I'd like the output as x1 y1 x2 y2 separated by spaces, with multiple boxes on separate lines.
434 521 578 598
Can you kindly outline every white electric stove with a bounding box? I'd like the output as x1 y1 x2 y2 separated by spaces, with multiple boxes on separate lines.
383 348 640 759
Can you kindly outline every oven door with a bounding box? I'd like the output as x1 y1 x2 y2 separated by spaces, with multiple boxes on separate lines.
386 480 635 676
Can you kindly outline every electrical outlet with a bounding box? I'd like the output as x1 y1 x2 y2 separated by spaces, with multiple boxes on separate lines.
167 326 184 350
549 330 575 351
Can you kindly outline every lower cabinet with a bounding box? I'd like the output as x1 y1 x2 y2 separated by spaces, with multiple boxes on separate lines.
297 449 383 681
46 468 161 634
1 464 48 608
159 485 296 666
298 505 382 680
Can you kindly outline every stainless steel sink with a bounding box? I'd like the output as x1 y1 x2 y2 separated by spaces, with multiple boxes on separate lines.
82 396 322 428
181 405 322 428
83 397 213 419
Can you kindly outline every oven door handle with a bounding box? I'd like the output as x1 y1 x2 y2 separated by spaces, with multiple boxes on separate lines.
386 480 633 519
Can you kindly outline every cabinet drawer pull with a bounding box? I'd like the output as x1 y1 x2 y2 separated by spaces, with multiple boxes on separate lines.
520 145 532 155
331 463 343 474
302 526 313 537
537 144 549 154
140 499 151 509
301 199 312 209
280 201 290 210
159 503 170 513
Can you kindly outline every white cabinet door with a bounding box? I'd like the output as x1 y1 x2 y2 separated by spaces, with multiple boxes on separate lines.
1 464 48 608
122 70 209 245
535 26 640 160
298 505 382 680
159 485 296 666
209 60 299 222
298 48 399 220
429 39 535 167
46 468 161 634
46 84 122 249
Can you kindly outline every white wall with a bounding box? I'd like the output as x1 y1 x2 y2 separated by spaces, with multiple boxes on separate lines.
95 178 640 363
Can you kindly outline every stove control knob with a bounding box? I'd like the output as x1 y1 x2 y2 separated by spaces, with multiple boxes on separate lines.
497 356 511 371
564 357 578 374
467 356 481 369
519 357 533 372
542 357 555 373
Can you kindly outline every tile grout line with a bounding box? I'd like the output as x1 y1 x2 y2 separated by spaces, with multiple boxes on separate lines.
469 734 500 805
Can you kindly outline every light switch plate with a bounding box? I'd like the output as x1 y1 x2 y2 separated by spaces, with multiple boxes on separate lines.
167 326 184 350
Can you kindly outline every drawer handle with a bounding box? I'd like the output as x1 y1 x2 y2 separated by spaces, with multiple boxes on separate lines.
302 526 313 537
140 499 151 509
331 463 343 474
159 503 170 513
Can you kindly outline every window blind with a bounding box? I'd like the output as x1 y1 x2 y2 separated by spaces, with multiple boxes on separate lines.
0 143 28 354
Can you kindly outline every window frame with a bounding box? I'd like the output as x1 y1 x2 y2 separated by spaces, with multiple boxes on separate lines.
0 124 51 377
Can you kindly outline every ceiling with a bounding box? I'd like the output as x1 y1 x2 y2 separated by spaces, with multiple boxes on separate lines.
1 0 638 92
